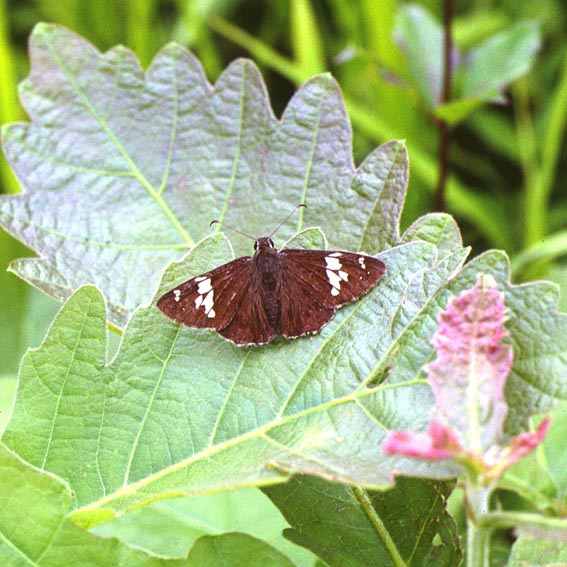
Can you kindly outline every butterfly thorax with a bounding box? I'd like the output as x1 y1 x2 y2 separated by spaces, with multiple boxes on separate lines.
253 237 282 327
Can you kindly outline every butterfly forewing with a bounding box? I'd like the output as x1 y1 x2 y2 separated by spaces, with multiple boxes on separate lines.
279 249 386 307
157 257 253 330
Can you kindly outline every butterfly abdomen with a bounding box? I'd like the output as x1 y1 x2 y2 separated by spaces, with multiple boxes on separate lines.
255 244 283 328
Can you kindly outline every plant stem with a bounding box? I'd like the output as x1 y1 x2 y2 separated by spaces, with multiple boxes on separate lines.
434 0 453 211
465 483 492 567
466 519 491 567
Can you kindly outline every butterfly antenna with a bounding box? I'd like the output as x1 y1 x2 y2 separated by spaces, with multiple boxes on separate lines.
267 203 306 238
209 219 256 240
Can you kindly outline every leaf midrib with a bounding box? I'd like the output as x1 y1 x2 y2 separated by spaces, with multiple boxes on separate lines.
77 376 421 514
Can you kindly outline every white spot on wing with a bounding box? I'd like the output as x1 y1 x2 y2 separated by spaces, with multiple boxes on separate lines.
197 278 212 294
325 256 342 270
358 257 366 270
193 277 216 317
325 254 348 295
202 290 214 313
173 289 181 302
326 269 342 288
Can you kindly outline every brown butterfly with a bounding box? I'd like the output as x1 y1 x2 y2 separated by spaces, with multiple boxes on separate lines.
157 207 386 346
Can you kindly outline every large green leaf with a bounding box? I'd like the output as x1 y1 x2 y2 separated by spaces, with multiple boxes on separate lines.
3 212 566 532
0 23 406 328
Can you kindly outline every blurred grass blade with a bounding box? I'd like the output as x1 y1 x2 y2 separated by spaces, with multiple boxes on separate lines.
290 0 325 76
208 15 310 84
0 0 23 194
512 230 567 276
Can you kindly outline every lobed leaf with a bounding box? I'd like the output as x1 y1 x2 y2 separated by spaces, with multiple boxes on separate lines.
0 23 406 328
3 218 468 524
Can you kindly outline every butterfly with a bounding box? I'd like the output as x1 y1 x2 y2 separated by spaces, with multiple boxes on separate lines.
157 209 386 346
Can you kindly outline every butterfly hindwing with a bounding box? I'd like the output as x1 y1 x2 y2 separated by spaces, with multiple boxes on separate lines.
218 282 274 345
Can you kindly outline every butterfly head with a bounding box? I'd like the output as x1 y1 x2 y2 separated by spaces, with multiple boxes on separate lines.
254 237 275 253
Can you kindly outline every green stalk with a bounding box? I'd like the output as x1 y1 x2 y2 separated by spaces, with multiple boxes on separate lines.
290 0 325 76
466 520 491 567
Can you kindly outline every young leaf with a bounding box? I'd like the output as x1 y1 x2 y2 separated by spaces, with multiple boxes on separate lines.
428 273 512 452
384 273 552 481
0 23 407 328
460 20 541 102
0 442 194 566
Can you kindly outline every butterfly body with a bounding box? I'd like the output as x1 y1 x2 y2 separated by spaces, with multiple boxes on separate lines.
157 237 386 346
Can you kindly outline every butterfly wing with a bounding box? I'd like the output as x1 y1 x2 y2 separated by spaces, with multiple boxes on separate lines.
277 249 386 338
157 257 274 346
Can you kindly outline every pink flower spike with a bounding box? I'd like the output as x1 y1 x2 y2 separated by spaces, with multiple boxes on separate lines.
383 420 462 461
426 274 513 451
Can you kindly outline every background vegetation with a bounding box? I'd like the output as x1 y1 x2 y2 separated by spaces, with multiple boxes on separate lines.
2 0 566 381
